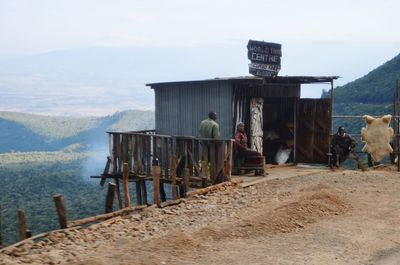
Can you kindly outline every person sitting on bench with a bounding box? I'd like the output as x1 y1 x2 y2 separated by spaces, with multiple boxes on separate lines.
234 122 264 174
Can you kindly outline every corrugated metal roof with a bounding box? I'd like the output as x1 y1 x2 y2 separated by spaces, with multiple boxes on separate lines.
146 75 339 87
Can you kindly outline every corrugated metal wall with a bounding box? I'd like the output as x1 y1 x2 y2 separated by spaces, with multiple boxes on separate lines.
154 81 233 138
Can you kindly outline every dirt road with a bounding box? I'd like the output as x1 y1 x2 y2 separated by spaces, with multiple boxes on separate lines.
1 167 400 265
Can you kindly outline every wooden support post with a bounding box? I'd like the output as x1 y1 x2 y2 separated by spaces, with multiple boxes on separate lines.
0 204 3 247
171 155 178 200
123 163 131 208
135 179 143 206
210 142 217 183
100 157 111 186
142 179 148 205
105 182 116 213
224 140 233 179
183 168 190 196
53 194 67 229
18 209 27 241
25 230 32 239
114 177 123 209
152 165 161 206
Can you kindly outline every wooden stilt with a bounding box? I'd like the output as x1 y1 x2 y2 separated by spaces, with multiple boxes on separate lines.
142 179 148 205
114 177 123 209
53 194 67 229
171 155 178 200
105 182 116 213
160 182 167 202
18 209 27 241
152 165 161 206
183 168 190 196
25 230 32 239
135 179 143 206
123 163 131 208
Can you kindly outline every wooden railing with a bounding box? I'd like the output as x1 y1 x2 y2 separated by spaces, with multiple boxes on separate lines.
106 131 233 183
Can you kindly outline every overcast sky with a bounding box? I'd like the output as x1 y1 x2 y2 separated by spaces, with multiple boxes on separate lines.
0 0 399 107
1 0 399 54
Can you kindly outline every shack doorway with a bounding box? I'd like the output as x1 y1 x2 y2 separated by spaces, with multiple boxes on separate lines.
262 97 296 164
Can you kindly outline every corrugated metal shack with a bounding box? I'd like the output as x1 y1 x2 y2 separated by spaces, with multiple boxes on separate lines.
147 76 338 164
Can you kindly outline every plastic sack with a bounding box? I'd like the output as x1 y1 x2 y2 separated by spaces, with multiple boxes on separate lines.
275 147 291 165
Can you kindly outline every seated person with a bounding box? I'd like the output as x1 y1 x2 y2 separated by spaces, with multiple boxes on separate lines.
234 123 264 172
330 126 358 168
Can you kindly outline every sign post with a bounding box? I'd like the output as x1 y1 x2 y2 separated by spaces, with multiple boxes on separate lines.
247 40 282 77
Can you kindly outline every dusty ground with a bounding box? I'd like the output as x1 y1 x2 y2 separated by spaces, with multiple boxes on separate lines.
2 166 400 265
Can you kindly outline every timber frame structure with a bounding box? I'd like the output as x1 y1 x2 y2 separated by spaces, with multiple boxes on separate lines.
148 76 339 164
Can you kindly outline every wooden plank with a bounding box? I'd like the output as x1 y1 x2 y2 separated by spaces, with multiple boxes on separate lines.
112 134 118 174
68 206 147 227
160 198 185 208
135 178 143 205
105 182 116 213
123 163 131 208
183 168 190 196
209 142 217 182
53 194 67 229
114 177 123 209
224 140 233 178
152 165 161 206
186 179 243 197
0 227 83 254
18 209 27 241
240 177 268 188
100 157 111 186
171 155 178 200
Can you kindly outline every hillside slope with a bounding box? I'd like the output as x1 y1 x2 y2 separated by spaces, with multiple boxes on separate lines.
1 169 400 264
330 53 400 104
0 110 154 153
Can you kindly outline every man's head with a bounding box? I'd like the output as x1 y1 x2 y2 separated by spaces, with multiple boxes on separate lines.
237 122 245 132
208 111 217 121
338 126 346 137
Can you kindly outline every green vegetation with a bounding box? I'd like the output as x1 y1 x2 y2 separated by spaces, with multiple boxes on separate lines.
0 110 155 153
0 109 155 245
0 111 99 139
323 53 400 104
0 153 108 245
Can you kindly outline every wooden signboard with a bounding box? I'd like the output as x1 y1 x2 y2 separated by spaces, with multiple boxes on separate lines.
247 40 282 77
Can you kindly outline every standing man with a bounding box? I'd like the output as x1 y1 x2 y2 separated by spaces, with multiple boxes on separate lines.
199 111 220 139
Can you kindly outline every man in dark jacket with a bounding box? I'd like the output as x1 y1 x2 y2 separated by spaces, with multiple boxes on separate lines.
330 126 358 168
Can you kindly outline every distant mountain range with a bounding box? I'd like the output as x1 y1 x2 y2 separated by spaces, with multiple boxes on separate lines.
0 110 154 153
0 46 248 116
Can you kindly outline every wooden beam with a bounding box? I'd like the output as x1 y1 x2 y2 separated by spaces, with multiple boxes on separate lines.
183 168 190 196
105 182 116 213
53 194 67 229
160 198 185 208
171 155 178 200
100 157 111 186
114 177 123 209
186 179 243 197
123 163 131 208
68 206 147 228
0 227 83 254
18 209 27 241
152 165 161 206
